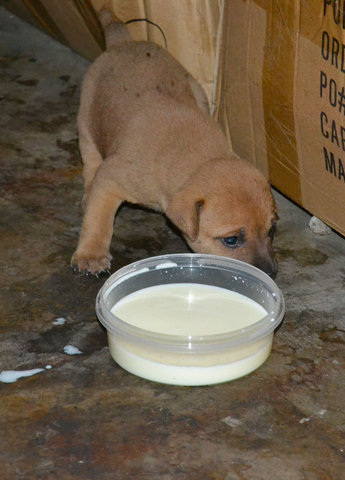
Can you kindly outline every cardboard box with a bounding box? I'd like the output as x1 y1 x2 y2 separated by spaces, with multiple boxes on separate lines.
3 0 345 235
215 0 345 236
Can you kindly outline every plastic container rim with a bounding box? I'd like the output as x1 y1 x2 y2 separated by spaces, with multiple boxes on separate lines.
95 253 285 353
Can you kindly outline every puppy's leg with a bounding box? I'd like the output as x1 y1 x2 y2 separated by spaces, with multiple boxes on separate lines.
78 129 103 208
72 162 123 275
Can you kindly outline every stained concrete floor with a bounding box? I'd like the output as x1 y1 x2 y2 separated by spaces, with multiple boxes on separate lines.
1 7 345 480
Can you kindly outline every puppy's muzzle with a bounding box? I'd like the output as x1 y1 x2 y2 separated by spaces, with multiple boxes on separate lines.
254 256 278 279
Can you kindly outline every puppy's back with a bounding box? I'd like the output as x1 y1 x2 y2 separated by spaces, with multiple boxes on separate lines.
79 40 201 157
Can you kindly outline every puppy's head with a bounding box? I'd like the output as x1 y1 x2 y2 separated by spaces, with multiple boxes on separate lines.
166 158 278 278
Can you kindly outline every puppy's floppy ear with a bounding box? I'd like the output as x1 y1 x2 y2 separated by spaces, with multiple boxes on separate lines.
166 194 204 242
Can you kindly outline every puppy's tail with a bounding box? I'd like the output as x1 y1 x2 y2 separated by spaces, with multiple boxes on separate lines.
98 7 130 50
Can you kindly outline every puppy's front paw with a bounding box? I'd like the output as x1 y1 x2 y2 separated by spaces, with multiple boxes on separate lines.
71 251 112 276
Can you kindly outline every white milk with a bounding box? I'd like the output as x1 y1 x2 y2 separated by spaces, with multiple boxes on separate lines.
111 283 267 336
0 366 52 383
108 283 270 385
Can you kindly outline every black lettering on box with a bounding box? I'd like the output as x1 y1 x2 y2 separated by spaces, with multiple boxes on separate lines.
320 113 345 151
321 31 345 71
323 147 337 176
320 70 338 107
331 121 340 147
341 43 345 72
341 125 345 150
320 70 327 97
332 36 340 67
321 31 330 60
320 111 329 138
338 157 345 180
323 0 345 29
323 147 345 182
329 78 337 106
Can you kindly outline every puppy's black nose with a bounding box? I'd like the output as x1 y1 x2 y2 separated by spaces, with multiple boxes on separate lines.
268 267 278 279
255 257 278 279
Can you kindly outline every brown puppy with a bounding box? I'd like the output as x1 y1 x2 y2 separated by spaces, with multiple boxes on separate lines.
72 11 278 277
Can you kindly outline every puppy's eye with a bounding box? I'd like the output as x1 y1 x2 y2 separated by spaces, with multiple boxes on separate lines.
220 228 245 248
222 235 240 247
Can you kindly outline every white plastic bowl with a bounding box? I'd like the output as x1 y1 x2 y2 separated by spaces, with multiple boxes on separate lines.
96 254 285 386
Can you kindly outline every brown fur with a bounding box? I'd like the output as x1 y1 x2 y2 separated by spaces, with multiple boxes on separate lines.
71 11 278 276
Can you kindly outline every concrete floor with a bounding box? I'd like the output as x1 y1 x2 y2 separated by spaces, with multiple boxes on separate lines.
1 7 345 480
